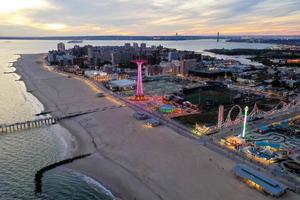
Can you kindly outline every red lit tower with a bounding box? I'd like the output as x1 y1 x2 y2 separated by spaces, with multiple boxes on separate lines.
133 59 147 101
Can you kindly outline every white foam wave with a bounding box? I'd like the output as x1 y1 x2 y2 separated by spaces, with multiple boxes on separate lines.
72 170 117 200
52 125 76 158
58 133 68 158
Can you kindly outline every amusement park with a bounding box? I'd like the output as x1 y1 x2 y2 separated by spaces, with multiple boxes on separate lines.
127 58 300 193
220 113 300 176
113 58 300 139
126 59 201 123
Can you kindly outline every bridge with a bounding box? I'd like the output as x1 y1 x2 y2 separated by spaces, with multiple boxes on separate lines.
0 105 126 134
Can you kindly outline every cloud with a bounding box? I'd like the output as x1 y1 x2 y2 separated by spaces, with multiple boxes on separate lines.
0 0 50 13
0 0 299 36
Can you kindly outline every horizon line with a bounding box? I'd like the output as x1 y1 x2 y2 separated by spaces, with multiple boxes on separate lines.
1 34 300 38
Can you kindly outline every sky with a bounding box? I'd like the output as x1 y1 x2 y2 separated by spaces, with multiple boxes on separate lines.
0 0 300 36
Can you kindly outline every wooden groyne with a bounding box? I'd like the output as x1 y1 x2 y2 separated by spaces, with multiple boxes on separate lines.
35 153 91 193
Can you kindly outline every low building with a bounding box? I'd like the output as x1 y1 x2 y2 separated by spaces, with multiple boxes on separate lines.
84 70 107 78
236 78 256 84
56 54 74 66
179 59 197 76
145 65 163 76
168 51 180 61
108 79 135 91
161 61 181 75
189 67 231 78
47 51 56 64
233 164 287 197
287 59 300 64
282 79 300 88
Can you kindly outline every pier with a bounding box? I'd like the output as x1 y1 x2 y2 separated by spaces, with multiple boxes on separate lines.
0 117 57 134
0 105 126 134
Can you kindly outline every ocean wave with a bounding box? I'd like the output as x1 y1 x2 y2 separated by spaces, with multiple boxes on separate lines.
58 133 68 158
72 170 117 200
51 125 74 158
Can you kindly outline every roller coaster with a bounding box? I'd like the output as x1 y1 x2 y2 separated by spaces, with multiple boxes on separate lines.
218 100 300 129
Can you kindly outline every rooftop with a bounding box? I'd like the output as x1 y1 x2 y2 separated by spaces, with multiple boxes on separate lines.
109 79 135 88
233 164 287 196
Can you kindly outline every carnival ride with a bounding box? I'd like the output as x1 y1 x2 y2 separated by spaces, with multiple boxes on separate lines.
217 100 300 129
221 115 300 174
160 105 176 113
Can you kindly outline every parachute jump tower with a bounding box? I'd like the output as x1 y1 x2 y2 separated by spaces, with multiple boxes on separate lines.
132 59 147 101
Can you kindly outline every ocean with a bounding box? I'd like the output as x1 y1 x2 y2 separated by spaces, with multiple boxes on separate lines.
0 39 273 199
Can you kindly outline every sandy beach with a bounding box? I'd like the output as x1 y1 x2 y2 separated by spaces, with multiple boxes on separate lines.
15 53 299 200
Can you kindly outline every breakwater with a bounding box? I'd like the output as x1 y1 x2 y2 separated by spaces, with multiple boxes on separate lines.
35 153 92 193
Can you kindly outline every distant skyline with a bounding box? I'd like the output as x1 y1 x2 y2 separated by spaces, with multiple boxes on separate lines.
0 0 300 37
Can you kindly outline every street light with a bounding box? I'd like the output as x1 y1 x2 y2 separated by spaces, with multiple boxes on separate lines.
241 106 249 138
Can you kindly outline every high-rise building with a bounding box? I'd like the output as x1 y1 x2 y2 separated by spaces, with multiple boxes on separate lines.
111 51 121 66
124 43 131 49
47 51 55 64
99 49 112 63
140 43 146 49
57 42 66 52
217 32 220 42
180 59 197 76
87 47 93 59
133 42 139 49
168 52 179 62
56 54 74 66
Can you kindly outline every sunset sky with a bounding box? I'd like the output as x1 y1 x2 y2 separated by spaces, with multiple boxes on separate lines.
0 0 300 36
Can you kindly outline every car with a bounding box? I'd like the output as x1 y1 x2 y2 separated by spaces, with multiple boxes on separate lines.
96 93 106 97
145 118 160 127
133 112 148 120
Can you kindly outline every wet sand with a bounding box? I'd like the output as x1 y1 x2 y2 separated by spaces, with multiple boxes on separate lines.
15 53 299 200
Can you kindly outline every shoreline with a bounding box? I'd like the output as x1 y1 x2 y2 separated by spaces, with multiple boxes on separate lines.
13 54 126 199
13 54 118 198
13 56 77 159
59 167 117 199
14 55 85 156
9 56 45 116
15 53 299 200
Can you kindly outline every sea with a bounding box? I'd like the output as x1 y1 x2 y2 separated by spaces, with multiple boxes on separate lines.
0 39 274 200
